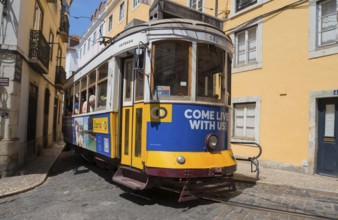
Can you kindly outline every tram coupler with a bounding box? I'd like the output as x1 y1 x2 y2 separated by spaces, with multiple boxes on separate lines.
178 176 236 202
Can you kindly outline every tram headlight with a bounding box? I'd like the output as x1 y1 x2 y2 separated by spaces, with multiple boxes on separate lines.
177 156 186 164
206 134 218 151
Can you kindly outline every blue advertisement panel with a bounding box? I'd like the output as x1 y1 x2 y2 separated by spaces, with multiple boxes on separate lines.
72 113 111 157
96 133 111 157
147 104 229 152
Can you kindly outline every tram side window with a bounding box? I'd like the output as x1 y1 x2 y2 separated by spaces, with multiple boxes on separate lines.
74 82 80 114
153 41 190 99
80 77 87 114
88 71 96 112
197 44 225 103
135 69 144 101
97 63 108 110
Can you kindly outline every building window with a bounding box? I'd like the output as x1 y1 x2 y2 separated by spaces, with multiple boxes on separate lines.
133 0 141 8
108 15 113 31
93 31 96 45
57 46 62 66
235 26 257 67
233 103 256 139
309 0 338 58
236 0 257 12
49 30 54 61
232 97 261 142
318 0 337 47
99 24 104 37
83 43 86 55
119 2 125 22
88 38 91 50
231 21 262 73
79 48 82 59
190 0 203 11
33 1 43 30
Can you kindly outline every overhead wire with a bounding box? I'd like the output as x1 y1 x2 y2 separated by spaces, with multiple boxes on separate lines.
225 0 309 33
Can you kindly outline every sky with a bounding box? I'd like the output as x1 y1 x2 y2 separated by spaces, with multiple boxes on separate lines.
69 0 104 36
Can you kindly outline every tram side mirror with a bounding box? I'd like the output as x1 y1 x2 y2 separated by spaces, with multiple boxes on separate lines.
134 48 145 70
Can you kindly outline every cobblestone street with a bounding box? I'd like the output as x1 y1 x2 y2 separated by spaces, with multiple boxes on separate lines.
0 150 337 219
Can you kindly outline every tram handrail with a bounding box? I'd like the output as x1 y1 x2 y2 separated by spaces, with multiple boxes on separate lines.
231 141 262 180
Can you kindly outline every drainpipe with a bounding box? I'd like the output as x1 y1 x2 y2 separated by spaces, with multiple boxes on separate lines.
215 0 218 17
126 0 129 26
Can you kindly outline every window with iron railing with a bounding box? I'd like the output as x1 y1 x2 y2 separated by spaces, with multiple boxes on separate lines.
236 0 257 12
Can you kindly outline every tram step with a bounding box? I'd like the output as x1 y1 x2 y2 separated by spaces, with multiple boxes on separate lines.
112 166 149 190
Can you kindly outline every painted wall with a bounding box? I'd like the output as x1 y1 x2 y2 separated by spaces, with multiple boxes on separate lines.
226 0 338 173
66 48 78 78
0 0 70 175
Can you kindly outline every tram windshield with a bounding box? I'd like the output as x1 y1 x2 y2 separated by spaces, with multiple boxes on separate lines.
153 41 191 100
196 44 225 103
152 41 226 103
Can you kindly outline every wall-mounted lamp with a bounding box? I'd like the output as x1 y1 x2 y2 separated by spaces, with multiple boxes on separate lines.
99 36 114 46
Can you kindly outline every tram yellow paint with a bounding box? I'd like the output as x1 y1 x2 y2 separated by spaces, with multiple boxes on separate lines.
121 107 132 165
110 113 118 159
146 150 236 169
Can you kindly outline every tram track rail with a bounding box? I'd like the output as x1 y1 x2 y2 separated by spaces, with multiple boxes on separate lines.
159 179 337 220
201 195 331 220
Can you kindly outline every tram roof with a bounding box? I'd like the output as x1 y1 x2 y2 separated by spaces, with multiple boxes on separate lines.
66 18 232 85
112 18 230 44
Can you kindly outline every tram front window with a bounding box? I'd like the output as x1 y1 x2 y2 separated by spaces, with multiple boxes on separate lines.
153 41 190 99
197 44 225 103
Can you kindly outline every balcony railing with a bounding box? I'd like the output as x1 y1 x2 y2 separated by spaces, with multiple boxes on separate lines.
55 66 66 90
28 30 50 74
1 0 7 7
59 13 69 42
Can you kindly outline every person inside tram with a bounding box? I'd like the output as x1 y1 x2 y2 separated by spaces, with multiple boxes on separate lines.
88 94 95 112
74 94 79 115
82 98 88 113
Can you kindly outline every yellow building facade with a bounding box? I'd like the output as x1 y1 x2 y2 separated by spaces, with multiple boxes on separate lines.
0 0 72 176
226 0 338 177
73 0 337 177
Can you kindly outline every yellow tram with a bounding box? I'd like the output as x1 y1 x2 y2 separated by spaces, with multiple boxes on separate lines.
63 18 236 201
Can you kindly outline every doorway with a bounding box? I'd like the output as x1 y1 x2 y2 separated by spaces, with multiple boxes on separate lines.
43 88 50 148
120 58 145 170
317 98 338 177
27 84 38 158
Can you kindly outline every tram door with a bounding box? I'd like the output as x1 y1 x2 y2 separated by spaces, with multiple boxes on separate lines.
121 58 145 170
317 98 338 177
